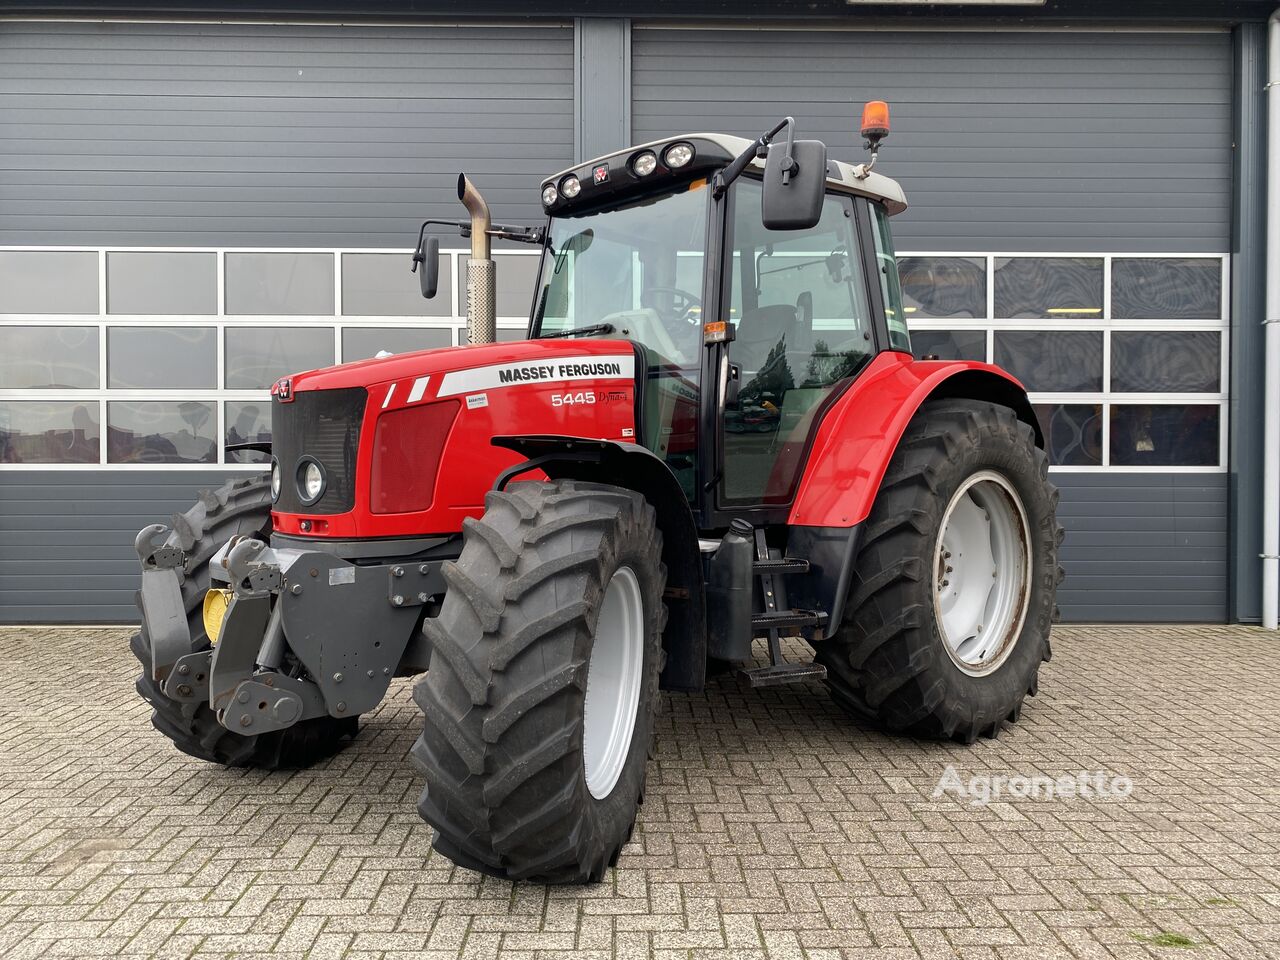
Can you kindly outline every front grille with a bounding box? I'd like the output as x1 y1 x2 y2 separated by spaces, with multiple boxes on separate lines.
272 388 366 514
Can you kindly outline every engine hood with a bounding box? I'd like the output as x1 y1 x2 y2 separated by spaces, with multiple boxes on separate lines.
286 338 638 394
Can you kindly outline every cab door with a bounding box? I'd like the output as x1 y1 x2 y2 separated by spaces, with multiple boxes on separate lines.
714 181 880 521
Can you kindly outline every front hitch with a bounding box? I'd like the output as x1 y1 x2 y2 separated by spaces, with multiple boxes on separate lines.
134 523 190 682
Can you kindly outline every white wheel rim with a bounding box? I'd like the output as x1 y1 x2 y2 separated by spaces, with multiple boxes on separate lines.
583 565 645 800
933 470 1032 677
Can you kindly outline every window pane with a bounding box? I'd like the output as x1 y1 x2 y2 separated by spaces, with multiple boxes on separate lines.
108 401 216 464
0 326 99 388
342 327 452 362
462 254 540 318
994 257 1103 320
899 256 986 319
225 253 334 316
341 252 452 317
0 401 100 463
495 327 527 342
1110 404 1219 467
107 252 217 315
994 330 1103 392
870 205 909 352
911 329 986 362
226 401 271 464
107 327 216 389
725 184 872 503
0 251 98 315
1033 403 1102 466
1112 258 1221 320
1111 332 1220 393
225 327 334 390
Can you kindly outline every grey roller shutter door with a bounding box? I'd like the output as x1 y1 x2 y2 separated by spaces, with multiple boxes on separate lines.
0 21 574 246
633 27 1231 253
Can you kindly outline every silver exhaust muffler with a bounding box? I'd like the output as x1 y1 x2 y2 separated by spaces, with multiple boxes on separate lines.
458 173 496 345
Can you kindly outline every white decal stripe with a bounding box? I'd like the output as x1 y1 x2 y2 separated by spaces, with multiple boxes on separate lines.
407 376 430 403
436 355 635 398
382 383 397 409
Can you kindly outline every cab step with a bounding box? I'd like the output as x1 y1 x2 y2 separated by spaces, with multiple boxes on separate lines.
751 609 827 631
735 528 829 687
738 660 828 688
752 557 810 575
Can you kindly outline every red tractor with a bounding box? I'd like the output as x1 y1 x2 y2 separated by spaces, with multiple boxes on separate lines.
133 107 1061 883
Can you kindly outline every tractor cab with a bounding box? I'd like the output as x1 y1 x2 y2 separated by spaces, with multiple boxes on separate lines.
525 125 911 523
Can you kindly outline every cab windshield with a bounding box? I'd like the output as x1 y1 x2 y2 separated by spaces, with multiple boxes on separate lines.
531 183 709 495
531 182 708 366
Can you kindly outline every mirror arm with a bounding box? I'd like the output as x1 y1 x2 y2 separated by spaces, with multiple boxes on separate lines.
413 219 544 273
713 116 795 198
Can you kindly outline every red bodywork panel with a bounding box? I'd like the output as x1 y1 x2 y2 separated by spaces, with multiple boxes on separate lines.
273 340 638 538
788 352 1028 529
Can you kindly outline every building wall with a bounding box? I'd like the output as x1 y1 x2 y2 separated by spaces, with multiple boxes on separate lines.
0 18 1242 623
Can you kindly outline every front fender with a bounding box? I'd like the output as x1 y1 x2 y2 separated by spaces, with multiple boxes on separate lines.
789 352 1039 529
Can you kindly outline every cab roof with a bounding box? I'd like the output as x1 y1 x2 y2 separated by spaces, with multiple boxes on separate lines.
543 132 907 217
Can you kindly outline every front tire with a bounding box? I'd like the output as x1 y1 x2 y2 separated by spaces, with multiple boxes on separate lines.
817 399 1063 743
411 480 665 883
131 476 358 768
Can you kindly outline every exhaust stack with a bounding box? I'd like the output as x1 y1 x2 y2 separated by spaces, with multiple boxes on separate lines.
458 173 496 345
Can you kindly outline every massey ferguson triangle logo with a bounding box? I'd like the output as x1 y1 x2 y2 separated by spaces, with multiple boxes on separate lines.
272 377 294 402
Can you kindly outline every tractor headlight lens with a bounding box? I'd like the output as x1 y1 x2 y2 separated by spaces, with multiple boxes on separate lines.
632 150 657 177
541 184 558 207
270 457 281 502
297 458 325 505
663 142 694 169
559 174 581 199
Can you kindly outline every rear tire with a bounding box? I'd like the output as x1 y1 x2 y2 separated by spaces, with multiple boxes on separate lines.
411 480 665 883
131 475 358 768
817 399 1063 743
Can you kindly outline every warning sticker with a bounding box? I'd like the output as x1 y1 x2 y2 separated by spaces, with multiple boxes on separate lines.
465 393 489 410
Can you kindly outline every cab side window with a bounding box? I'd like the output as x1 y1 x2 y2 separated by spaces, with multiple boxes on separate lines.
870 202 911 353
723 181 874 505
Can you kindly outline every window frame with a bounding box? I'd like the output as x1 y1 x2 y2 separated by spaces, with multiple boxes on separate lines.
0 244 1228 474
900 250 1229 473
0 244 537 470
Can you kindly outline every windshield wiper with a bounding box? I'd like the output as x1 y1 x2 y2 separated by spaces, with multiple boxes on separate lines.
540 323 616 340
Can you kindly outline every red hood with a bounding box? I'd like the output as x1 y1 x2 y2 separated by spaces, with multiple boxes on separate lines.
288 338 636 393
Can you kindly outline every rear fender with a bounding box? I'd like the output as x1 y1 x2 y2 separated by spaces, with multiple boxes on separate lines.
789 353 1040 529
492 435 707 693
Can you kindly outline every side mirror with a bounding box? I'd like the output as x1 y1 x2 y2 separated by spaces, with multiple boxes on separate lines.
761 139 827 231
414 236 440 299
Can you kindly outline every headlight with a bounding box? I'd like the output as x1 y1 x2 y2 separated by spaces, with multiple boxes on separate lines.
559 174 581 199
663 142 694 169
541 184 558 207
270 457 281 502
632 150 657 177
297 457 325 505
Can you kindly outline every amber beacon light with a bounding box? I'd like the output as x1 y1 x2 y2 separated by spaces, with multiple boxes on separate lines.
861 100 890 143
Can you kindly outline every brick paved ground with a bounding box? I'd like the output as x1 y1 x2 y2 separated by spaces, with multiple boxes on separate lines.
0 624 1277 959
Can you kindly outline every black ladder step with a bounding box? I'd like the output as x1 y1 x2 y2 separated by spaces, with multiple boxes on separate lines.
751 609 828 631
738 661 828 688
753 557 810 575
